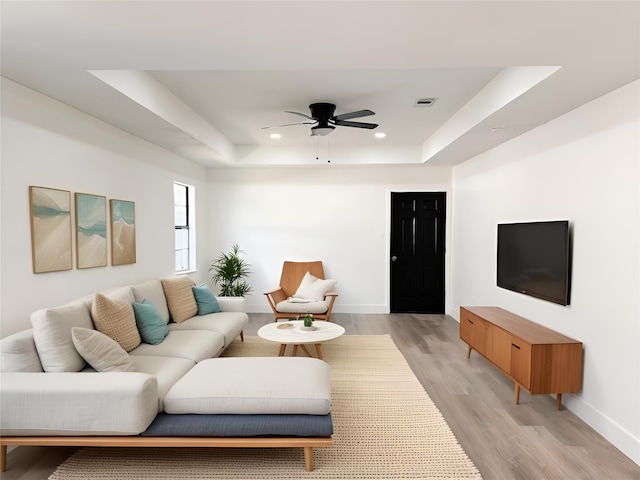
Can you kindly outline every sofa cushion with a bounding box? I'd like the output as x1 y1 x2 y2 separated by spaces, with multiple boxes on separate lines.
131 355 195 412
133 300 169 345
132 279 170 324
192 284 221 315
164 357 332 415
0 371 158 436
71 327 136 373
91 293 141 352
293 272 337 301
0 329 43 372
31 302 93 372
168 311 248 346
102 286 135 304
128 330 224 363
161 276 198 323
142 412 333 437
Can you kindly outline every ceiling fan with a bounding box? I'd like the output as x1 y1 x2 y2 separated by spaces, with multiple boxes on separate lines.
262 103 378 136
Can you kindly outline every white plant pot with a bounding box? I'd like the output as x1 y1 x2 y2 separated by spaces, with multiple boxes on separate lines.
216 296 246 313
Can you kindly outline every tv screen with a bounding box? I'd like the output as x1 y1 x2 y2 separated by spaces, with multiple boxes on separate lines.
497 221 571 306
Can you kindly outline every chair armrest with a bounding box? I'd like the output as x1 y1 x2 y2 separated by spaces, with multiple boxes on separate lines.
264 288 288 314
264 287 284 296
324 291 339 298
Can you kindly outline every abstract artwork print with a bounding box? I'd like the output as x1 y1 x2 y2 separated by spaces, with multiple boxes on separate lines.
75 193 107 269
110 199 136 265
29 186 73 273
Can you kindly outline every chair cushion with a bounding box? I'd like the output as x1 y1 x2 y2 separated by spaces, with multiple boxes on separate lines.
293 272 337 301
133 300 169 345
161 276 198 323
192 284 221 315
91 293 141 352
71 327 136 373
276 299 330 314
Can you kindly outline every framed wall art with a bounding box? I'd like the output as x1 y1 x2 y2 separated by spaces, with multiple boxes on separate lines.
110 199 136 265
29 186 73 274
75 193 107 269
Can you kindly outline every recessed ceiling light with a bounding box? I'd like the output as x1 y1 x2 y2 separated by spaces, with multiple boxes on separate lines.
374 132 386 139
270 133 281 139
490 126 505 134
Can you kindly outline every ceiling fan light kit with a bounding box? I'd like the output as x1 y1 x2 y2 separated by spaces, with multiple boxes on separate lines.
311 125 335 136
264 102 378 136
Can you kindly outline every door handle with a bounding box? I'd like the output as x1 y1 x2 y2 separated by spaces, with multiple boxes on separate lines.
391 255 397 261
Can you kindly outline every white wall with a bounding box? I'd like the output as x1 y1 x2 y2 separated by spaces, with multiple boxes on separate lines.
451 80 640 463
207 165 452 313
0 79 212 336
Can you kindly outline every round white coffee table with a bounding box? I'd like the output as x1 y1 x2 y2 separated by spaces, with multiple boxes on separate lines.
257 320 345 360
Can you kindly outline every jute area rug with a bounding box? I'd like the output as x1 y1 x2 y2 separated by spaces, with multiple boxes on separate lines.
49 335 481 479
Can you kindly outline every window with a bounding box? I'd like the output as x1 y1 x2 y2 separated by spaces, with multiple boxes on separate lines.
174 182 196 272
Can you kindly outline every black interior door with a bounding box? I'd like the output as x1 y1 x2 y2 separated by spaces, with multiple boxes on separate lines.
390 192 446 313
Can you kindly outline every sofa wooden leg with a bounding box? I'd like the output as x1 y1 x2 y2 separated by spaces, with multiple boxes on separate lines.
240 331 244 342
304 446 313 471
1 445 7 472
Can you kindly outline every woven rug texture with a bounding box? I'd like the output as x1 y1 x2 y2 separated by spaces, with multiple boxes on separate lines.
49 334 481 479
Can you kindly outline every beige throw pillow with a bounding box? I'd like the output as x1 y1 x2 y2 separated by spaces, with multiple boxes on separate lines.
72 327 136 372
91 293 141 352
161 276 198 323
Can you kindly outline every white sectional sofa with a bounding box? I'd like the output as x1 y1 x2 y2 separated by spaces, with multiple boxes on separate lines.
0 276 333 472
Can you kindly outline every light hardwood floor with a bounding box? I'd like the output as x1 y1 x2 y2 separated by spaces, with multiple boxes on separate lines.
4 313 639 479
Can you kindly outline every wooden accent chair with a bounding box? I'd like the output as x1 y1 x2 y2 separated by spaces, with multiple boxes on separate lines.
264 261 338 322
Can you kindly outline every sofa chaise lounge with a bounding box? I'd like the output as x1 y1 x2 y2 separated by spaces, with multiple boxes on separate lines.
0 276 333 472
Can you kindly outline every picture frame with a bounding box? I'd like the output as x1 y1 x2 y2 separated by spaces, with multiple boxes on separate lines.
110 199 136 265
75 193 107 269
29 186 73 274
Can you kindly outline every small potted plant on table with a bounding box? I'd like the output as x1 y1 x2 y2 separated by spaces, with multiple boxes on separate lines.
301 313 315 331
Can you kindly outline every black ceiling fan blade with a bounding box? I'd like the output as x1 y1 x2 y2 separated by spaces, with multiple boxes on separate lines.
333 119 378 129
261 121 316 130
333 109 375 121
285 110 315 121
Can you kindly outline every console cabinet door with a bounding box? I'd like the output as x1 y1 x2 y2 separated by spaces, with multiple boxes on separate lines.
460 309 492 358
510 338 532 390
491 327 512 374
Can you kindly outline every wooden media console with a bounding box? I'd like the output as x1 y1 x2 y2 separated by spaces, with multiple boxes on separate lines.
460 306 583 410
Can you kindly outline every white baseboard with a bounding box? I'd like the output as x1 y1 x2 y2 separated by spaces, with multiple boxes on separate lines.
564 395 640 465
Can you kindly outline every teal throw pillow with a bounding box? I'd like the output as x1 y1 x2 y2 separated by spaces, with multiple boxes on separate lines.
192 284 221 315
132 299 169 345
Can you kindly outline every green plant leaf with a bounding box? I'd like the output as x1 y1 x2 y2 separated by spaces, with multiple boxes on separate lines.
209 243 253 296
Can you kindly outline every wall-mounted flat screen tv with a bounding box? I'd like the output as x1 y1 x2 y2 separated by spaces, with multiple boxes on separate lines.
497 220 572 306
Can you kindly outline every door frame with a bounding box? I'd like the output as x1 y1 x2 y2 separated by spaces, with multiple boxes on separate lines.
385 188 451 315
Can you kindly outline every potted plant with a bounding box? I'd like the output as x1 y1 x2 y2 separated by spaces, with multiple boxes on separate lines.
301 313 315 331
209 244 252 311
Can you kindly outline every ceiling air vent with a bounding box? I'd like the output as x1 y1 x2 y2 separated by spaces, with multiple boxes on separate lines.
414 97 438 107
